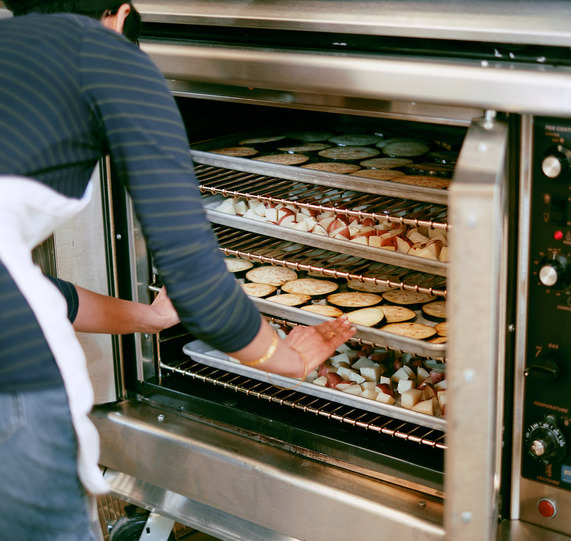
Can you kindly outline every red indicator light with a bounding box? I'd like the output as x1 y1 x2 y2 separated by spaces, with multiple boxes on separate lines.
538 498 557 518
554 230 564 241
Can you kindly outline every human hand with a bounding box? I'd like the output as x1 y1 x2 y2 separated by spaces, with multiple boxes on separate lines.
150 287 180 330
283 316 356 377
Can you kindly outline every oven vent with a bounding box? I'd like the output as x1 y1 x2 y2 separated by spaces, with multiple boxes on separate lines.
159 357 446 451
196 164 448 231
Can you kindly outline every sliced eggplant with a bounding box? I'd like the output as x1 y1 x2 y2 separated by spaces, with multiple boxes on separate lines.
246 266 298 286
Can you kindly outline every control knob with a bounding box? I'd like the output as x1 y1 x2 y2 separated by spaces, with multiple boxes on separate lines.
538 253 569 289
542 146 571 180
525 421 566 463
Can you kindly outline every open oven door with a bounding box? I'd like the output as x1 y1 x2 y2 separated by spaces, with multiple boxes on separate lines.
446 114 510 541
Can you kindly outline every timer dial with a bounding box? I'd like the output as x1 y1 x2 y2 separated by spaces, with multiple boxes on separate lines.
542 146 571 180
538 253 569 289
525 422 566 463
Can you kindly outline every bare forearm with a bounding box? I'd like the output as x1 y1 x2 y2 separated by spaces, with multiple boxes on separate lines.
72 285 179 334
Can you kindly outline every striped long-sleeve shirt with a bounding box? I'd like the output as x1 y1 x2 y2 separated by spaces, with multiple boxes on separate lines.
0 13 261 391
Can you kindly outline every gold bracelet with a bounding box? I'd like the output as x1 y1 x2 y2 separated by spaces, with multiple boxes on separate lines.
241 330 279 367
266 350 309 391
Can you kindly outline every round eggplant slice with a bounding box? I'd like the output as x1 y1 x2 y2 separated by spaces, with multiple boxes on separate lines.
300 304 344 318
427 150 459 164
246 266 298 286
318 146 380 163
327 134 384 147
252 153 309 166
277 143 331 154
225 258 254 274
238 135 288 148
326 292 382 308
421 300 447 321
241 283 277 298
380 322 437 340
381 290 437 306
346 279 394 293
403 162 455 178
359 157 413 169
379 305 417 324
382 141 430 158
349 169 405 180
282 278 339 296
301 162 361 174
209 146 259 157
388 175 451 189
376 137 429 148
346 307 385 327
434 321 447 336
427 335 447 344
266 293 312 307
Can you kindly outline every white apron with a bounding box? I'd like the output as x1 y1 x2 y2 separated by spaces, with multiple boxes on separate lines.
0 175 108 495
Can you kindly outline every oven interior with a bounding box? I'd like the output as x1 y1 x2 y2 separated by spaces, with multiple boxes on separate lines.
110 99 487 502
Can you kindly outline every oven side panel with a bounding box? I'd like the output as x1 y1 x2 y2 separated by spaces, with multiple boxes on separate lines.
53 163 119 404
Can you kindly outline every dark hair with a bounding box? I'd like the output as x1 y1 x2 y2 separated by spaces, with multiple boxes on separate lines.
74 3 141 44
5 0 141 44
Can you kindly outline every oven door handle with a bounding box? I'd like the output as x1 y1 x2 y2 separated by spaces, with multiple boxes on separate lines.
445 112 509 541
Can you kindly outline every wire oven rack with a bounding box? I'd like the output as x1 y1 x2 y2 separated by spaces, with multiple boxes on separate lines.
213 224 447 298
196 164 449 231
159 354 446 450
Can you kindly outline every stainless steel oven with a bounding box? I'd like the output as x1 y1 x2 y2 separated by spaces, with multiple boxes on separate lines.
22 1 571 540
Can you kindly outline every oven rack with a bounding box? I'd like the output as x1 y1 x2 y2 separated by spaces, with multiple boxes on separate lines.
161 358 447 451
195 163 449 230
205 199 447 276
172 340 446 436
213 224 447 297
190 146 449 206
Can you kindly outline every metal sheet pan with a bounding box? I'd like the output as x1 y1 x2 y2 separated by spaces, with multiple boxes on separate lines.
191 130 450 206
182 339 446 431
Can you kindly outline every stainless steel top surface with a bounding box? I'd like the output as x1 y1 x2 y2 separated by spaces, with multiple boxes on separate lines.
135 0 571 46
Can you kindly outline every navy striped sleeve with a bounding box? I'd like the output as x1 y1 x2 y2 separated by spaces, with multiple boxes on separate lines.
79 25 262 352
45 275 79 324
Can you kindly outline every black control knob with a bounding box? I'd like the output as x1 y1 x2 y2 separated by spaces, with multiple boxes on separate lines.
542 147 571 181
524 355 559 382
538 253 569 289
525 422 566 463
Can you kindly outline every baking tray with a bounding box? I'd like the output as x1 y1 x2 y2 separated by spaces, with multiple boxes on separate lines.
251 297 446 360
204 196 447 277
190 129 451 206
181 339 446 431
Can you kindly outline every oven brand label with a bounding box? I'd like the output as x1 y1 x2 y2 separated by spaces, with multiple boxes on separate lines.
562 465 571 484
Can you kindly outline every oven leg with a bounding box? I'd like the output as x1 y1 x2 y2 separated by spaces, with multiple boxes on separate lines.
137 512 176 541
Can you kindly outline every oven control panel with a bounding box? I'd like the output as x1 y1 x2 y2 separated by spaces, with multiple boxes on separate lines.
522 117 571 492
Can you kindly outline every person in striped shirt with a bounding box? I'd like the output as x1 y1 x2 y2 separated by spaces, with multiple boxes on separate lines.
0 1 355 539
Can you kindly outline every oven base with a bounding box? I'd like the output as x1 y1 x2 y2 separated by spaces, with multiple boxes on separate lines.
102 469 297 541
92 401 444 541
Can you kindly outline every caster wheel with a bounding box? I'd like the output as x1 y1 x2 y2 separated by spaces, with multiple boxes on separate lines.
109 513 176 541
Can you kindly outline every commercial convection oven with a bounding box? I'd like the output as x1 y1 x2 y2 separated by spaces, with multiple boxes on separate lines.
19 2 571 540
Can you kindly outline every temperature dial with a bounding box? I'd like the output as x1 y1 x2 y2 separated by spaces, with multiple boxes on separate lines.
525 421 566 463
542 146 571 181
538 253 569 289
